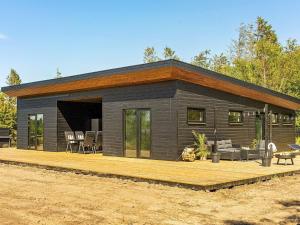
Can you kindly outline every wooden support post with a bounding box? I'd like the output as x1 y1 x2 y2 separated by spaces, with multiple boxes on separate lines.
213 107 217 152
264 104 269 157
269 110 272 142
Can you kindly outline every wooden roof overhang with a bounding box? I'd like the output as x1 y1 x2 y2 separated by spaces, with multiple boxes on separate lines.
2 60 300 110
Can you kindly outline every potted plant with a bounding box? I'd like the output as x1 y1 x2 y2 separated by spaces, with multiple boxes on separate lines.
192 131 209 160
250 139 258 150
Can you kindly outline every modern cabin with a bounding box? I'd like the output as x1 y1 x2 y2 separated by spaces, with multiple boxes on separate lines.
2 60 300 160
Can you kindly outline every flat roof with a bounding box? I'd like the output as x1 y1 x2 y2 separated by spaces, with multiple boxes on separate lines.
2 59 300 110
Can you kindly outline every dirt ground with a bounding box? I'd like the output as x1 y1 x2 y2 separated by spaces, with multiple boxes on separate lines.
0 164 299 225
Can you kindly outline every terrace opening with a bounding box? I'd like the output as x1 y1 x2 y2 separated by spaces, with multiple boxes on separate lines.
57 97 102 151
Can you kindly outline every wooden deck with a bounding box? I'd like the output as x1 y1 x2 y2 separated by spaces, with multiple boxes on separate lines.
1 148 300 191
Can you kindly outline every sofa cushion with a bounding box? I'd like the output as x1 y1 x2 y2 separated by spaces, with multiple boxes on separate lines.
217 140 225 149
219 148 240 153
207 141 214 147
224 140 232 148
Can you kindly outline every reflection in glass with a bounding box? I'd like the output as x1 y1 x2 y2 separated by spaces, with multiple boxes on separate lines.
187 108 205 124
28 115 37 149
36 114 44 150
139 110 151 158
28 114 44 150
124 109 151 158
125 110 137 157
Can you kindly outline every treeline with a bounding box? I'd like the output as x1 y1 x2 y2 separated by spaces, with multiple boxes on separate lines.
143 17 300 98
0 69 22 143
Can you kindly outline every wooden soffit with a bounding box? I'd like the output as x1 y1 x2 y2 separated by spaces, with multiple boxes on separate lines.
2 65 300 110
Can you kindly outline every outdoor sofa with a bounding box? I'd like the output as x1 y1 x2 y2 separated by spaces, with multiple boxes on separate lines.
207 139 241 161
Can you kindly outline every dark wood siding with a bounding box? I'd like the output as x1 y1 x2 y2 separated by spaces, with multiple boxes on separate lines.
102 82 178 160
17 97 57 151
16 80 295 160
175 81 295 154
17 81 178 160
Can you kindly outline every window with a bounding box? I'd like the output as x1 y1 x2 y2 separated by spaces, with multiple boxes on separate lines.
282 114 293 125
271 113 279 125
28 114 44 150
228 111 243 124
187 108 205 124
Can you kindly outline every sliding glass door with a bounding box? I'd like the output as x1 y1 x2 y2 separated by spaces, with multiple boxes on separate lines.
124 109 151 158
28 114 44 150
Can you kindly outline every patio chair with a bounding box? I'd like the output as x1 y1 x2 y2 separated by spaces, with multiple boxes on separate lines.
94 131 102 153
78 131 95 154
0 128 12 148
64 131 77 153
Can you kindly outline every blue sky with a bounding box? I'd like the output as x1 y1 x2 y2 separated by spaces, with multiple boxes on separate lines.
1 0 300 87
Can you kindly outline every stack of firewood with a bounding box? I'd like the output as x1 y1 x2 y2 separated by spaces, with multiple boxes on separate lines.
182 147 195 162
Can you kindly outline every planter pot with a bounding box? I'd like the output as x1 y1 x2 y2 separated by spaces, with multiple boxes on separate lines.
262 157 272 167
211 153 221 163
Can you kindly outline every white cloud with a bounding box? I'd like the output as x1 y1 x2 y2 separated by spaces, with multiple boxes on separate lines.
0 33 7 40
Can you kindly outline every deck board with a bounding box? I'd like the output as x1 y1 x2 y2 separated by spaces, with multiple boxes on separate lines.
0 148 299 190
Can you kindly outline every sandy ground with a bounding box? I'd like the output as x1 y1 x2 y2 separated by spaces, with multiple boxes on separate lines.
0 164 299 225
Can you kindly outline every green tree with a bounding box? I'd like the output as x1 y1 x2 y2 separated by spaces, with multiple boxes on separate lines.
191 50 211 69
6 69 21 86
142 17 300 100
163 47 180 60
143 47 160 63
210 53 230 74
0 69 22 145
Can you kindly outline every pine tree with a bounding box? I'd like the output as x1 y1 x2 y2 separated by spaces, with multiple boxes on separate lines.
163 47 180 60
191 50 211 69
6 69 21 86
143 47 160 63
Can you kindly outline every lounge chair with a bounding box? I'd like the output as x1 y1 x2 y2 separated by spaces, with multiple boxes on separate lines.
94 131 102 153
288 144 300 151
64 131 77 152
78 131 95 154
287 144 300 156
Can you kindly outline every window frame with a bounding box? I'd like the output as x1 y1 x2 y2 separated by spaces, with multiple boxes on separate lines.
187 107 206 125
228 110 243 125
27 113 44 150
282 114 293 125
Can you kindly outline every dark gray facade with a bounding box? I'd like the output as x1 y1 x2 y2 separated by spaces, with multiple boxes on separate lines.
16 79 295 160
17 81 179 160
175 81 295 153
